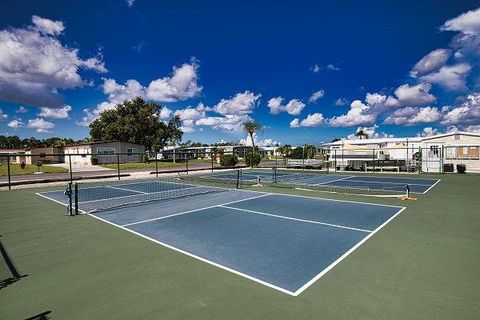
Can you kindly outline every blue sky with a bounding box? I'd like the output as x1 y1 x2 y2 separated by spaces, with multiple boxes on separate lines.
0 0 479 145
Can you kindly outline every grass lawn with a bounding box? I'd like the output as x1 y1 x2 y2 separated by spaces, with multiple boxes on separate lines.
100 159 212 170
0 173 478 319
0 162 69 176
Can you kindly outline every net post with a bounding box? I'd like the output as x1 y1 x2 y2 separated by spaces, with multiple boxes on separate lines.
74 183 79 215
6 154 11 190
236 169 240 189
68 154 73 184
302 145 305 173
211 151 214 172
67 182 73 216
117 154 120 180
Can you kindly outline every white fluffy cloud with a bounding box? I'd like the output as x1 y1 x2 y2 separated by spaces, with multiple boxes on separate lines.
146 60 202 102
158 107 172 120
441 92 480 126
441 7 480 35
311 64 340 73
416 127 440 137
8 119 24 129
16 106 27 113
31 15 65 35
394 83 436 107
27 118 54 133
126 0 135 7
268 97 305 115
195 114 251 133
38 105 72 119
0 15 106 107
79 60 202 126
239 133 280 147
420 63 471 91
328 100 376 127
290 113 324 128
346 125 394 140
335 97 348 106
410 49 452 77
212 91 261 116
384 106 442 125
308 90 325 103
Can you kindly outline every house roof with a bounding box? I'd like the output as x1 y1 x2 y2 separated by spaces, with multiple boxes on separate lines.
326 137 422 146
421 131 480 141
65 140 145 147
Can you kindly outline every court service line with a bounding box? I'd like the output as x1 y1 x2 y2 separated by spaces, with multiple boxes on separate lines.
293 206 407 296
219 205 373 233
122 193 273 227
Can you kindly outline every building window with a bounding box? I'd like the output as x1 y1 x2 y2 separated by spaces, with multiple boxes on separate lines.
97 147 115 155
454 134 460 140
126 148 137 156
430 145 440 157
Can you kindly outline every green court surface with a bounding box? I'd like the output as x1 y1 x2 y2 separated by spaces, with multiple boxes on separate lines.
0 173 479 319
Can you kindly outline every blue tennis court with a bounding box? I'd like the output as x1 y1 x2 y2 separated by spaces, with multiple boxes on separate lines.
38 179 406 296
235 170 440 194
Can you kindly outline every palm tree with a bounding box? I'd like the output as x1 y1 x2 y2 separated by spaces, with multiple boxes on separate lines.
243 121 263 150
355 129 369 140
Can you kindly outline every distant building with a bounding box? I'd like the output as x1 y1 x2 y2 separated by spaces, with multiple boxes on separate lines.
324 131 480 173
64 141 145 165
25 147 64 164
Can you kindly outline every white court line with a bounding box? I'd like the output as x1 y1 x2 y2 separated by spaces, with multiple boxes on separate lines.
122 193 272 227
421 179 441 194
108 186 148 194
293 206 407 296
342 179 432 187
89 212 297 296
313 175 354 185
219 205 372 233
36 192 70 208
37 189 407 296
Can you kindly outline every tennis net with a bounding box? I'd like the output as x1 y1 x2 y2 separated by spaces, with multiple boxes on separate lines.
72 173 239 213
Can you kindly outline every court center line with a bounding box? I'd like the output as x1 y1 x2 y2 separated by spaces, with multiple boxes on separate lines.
219 205 373 233
121 193 272 227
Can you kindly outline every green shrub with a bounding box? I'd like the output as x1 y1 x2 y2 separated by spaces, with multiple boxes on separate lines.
245 152 261 167
220 154 238 167
142 154 149 163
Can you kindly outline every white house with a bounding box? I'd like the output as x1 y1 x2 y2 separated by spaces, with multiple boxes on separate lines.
324 132 480 173
64 141 145 165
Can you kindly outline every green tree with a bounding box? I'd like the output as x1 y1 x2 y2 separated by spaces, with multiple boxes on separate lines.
243 121 263 150
89 97 182 150
355 129 369 140
304 145 317 159
277 145 292 158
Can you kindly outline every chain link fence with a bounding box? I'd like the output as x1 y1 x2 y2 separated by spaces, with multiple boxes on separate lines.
1 145 478 190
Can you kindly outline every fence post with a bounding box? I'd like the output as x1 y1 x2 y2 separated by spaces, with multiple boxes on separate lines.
211 151 214 172
6 154 11 190
155 151 159 178
68 154 73 184
117 154 120 180
372 149 376 173
302 145 305 172
440 145 444 174
185 155 189 174
334 150 337 172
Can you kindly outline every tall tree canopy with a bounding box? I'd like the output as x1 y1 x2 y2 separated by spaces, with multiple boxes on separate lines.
89 97 183 151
